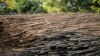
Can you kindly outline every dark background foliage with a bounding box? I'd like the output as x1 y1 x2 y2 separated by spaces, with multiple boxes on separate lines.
0 0 100 14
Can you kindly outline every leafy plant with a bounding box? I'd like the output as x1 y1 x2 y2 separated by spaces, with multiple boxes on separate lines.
42 0 68 13
0 0 100 14
6 0 17 10
91 0 100 13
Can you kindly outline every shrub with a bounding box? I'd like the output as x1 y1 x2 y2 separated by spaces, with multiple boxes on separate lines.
6 0 17 10
91 0 100 13
42 0 68 13
0 0 100 14
15 0 45 13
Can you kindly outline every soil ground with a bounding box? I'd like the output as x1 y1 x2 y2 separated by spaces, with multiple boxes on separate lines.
0 13 100 56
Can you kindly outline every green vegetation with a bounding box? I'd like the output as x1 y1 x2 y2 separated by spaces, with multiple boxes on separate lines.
42 0 68 13
0 0 100 14
91 0 100 13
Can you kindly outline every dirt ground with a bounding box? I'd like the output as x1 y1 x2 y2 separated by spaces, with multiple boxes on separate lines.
0 13 100 56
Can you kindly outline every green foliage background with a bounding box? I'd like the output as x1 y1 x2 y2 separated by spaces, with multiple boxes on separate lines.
0 0 100 14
